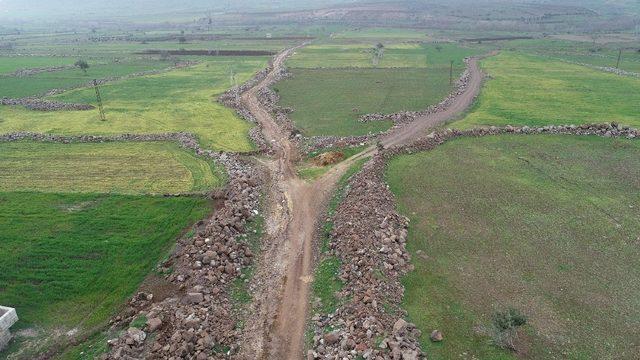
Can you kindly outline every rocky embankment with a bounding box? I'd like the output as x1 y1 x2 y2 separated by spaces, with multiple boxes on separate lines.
309 153 422 360
311 122 638 360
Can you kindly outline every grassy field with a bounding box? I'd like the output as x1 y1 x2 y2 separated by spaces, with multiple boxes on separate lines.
456 52 640 129
0 59 169 98
276 42 482 137
276 67 453 136
0 141 223 194
386 135 640 359
0 57 268 152
0 192 210 357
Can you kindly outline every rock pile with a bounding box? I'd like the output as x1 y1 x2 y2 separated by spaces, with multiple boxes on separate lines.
1 97 94 111
310 154 423 359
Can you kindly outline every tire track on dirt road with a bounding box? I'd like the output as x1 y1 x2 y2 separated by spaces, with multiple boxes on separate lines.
238 46 490 359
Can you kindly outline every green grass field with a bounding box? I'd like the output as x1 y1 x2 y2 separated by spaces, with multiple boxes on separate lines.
0 192 210 356
0 141 223 194
275 67 454 136
0 59 169 98
276 42 482 137
386 135 640 359
456 52 640 129
0 57 268 152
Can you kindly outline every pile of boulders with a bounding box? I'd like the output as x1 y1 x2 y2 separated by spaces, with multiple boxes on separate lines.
359 58 473 125
309 154 423 359
1 97 94 111
102 153 263 359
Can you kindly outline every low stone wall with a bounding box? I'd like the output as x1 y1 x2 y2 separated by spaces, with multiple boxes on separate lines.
311 123 638 360
1 97 94 111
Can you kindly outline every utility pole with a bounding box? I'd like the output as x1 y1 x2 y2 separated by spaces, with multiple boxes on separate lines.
93 79 106 121
230 67 239 103
615 49 622 69
450 60 454 86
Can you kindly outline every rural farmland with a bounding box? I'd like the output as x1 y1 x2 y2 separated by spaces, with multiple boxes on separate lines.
0 0 639 359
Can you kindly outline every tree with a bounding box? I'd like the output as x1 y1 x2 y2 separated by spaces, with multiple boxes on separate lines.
178 36 187 44
74 59 89 74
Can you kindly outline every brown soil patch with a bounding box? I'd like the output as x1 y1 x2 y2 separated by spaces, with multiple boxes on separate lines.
311 151 345 166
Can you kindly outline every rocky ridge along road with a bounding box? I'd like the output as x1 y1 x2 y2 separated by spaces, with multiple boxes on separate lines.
235 45 489 359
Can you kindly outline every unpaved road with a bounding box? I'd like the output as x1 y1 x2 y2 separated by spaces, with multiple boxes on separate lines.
238 46 488 359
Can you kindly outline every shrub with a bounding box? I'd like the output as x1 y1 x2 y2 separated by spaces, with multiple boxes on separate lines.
490 307 527 350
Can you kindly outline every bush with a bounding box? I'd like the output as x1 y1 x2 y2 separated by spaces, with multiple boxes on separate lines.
490 307 527 351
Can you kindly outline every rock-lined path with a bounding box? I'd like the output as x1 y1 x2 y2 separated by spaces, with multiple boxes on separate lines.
237 46 490 359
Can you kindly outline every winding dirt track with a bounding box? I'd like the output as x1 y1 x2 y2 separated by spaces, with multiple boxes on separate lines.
238 46 487 359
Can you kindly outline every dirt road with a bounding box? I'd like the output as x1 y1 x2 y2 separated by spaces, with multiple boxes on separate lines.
238 46 488 359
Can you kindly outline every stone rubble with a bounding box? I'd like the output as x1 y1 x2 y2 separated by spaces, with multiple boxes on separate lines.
0 97 94 111
310 152 423 359
5 65 74 77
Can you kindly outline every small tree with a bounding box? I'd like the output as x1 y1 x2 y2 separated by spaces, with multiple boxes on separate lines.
75 59 89 74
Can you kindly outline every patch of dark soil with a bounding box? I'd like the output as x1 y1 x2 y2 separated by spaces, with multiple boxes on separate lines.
138 49 276 56
137 274 180 303
311 151 345 166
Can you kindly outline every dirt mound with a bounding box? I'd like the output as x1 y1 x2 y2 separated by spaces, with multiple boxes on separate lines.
311 151 344 166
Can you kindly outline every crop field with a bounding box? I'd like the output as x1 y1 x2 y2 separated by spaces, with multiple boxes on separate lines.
0 192 211 357
386 135 640 359
276 42 482 137
0 141 223 194
456 52 640 129
0 57 268 152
